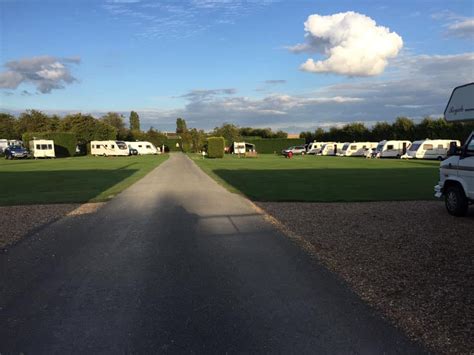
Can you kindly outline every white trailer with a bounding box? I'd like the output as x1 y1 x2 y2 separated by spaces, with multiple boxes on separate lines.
0 139 8 153
307 142 325 155
29 139 55 158
375 140 411 158
435 82 474 216
337 142 379 157
127 141 160 155
402 139 460 160
90 140 130 156
319 142 345 156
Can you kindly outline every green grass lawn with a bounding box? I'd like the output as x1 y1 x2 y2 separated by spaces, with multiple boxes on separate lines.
0 155 168 205
190 154 440 202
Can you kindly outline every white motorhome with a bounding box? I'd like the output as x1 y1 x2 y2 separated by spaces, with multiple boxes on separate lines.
29 139 55 158
307 142 325 155
127 141 160 155
435 83 474 216
319 142 345 156
90 140 130 156
375 140 411 158
402 139 460 160
339 142 379 157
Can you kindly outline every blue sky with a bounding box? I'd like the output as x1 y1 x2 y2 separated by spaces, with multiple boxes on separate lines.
1 0 473 132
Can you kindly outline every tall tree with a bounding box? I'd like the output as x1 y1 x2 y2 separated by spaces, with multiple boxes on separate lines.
0 113 17 139
101 112 128 140
176 117 188 134
129 111 140 131
15 110 54 136
212 123 241 145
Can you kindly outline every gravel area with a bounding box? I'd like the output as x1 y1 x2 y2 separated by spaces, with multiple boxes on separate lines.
0 203 105 249
258 200 473 355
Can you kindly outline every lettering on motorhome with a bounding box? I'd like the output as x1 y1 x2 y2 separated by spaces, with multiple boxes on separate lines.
449 105 464 115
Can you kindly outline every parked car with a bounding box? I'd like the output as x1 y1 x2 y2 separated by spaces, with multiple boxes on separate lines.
282 145 306 156
4 145 29 159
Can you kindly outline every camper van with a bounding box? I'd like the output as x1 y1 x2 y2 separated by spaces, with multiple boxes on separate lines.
307 142 325 155
375 140 411 158
319 142 344 156
338 142 378 157
29 139 56 158
126 141 160 155
90 140 130 156
402 139 461 160
435 83 474 216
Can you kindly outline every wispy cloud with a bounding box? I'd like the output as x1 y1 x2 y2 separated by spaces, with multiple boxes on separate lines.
102 0 276 38
432 11 474 39
0 55 80 94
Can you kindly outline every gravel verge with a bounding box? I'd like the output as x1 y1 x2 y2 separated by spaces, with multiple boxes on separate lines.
0 203 105 249
257 200 473 355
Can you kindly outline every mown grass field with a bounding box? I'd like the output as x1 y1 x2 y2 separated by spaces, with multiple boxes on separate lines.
190 154 440 202
0 155 168 205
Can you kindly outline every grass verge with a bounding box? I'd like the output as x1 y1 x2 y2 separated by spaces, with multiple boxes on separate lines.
0 155 168 205
189 154 440 202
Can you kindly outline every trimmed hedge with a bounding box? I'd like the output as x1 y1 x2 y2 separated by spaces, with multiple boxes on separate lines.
207 137 225 158
22 132 78 157
245 138 305 154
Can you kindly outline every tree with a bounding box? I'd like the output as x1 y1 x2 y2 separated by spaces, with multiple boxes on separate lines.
129 111 140 131
371 122 393 141
15 110 55 136
176 118 188 134
392 117 415 140
0 113 17 139
212 123 241 145
189 128 206 152
101 112 128 140
61 113 116 143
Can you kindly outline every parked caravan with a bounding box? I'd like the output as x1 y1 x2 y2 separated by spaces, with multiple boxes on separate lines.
435 82 474 216
402 139 461 160
0 139 8 153
319 142 344 156
29 139 55 158
307 142 325 155
341 142 379 157
90 141 130 156
127 141 160 155
376 140 411 158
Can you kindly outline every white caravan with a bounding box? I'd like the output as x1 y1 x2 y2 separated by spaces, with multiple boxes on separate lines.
435 83 474 216
91 140 130 156
127 141 160 155
307 142 325 155
29 139 55 158
319 142 345 156
338 142 378 157
402 139 460 160
375 140 411 158
0 139 8 153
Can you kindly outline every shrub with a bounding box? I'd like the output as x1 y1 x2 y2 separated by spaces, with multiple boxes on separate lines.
245 138 305 154
22 132 78 157
207 137 225 158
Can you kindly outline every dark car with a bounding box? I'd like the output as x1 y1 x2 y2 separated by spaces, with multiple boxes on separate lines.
4 145 29 159
129 148 138 156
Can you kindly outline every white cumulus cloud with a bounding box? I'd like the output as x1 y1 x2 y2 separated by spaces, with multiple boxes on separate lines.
291 11 403 76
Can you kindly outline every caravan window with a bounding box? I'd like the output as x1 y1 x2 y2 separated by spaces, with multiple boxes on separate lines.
146 145 151 149
41 144 47 149
36 144 41 150
138 145 142 148
111 145 115 149
423 144 433 150
350 145 357 150
437 144 444 149
387 145 394 150
466 137 474 154
409 143 420 151
47 144 52 149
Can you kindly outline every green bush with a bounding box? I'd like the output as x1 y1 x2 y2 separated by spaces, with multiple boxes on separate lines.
245 138 305 154
207 137 225 158
22 132 78 157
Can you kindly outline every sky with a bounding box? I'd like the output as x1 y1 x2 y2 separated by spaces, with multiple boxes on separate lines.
0 0 473 132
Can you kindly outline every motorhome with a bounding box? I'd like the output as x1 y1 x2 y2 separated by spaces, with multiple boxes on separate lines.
29 139 55 158
90 140 130 156
402 139 460 160
127 141 160 155
307 142 325 155
375 140 411 158
339 142 378 157
435 83 474 216
319 142 344 156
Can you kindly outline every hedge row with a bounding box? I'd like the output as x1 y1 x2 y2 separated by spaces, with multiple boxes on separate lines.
22 132 77 157
208 137 225 158
245 138 305 154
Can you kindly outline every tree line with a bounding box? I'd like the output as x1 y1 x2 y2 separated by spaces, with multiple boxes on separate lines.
300 117 474 145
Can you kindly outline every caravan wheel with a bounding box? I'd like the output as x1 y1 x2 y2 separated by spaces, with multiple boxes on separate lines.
445 185 468 216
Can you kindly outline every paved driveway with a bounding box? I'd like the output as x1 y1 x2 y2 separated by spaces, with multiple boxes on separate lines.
0 153 425 353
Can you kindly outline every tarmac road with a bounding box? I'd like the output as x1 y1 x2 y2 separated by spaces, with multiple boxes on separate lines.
0 153 426 353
